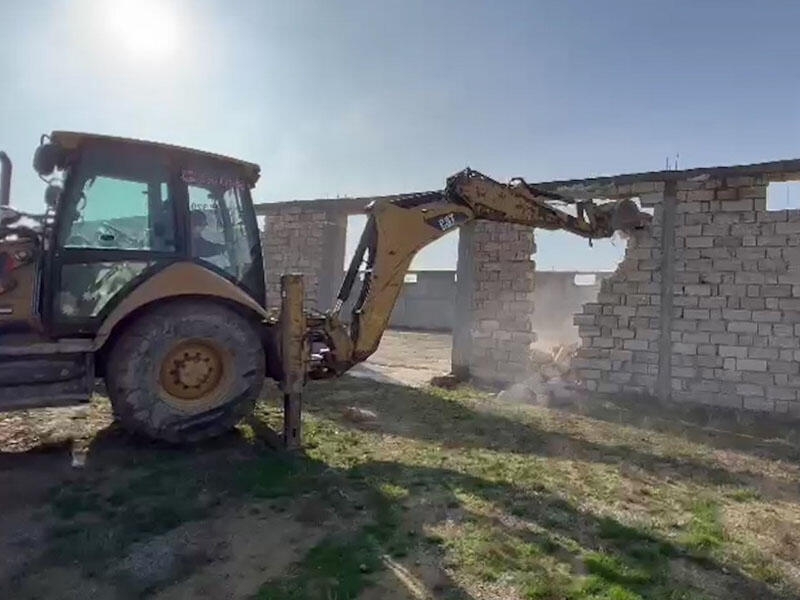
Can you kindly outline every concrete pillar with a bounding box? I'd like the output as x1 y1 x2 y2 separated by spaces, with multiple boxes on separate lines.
451 221 536 385
318 210 348 311
451 222 475 379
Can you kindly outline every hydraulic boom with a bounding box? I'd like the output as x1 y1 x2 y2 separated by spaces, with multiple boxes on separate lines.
312 168 651 378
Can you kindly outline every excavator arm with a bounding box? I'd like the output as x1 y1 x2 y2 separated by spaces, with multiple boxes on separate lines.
311 168 651 378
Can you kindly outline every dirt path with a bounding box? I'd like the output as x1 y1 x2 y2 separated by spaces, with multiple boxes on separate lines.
351 330 452 386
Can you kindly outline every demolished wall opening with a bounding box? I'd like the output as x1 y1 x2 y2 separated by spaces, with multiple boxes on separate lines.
766 181 800 211
530 199 653 350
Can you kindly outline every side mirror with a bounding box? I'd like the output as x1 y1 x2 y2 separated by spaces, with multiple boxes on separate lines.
33 143 67 178
44 184 62 209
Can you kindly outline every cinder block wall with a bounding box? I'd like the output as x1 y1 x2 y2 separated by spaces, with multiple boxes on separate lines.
261 207 347 310
456 222 537 385
573 168 800 412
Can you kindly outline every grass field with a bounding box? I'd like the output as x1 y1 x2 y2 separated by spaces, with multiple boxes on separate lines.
1 377 799 599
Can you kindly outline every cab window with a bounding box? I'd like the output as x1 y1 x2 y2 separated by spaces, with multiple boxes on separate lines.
185 171 259 285
60 173 175 252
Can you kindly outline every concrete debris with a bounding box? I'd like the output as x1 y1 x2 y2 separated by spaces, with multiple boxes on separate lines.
498 344 579 405
342 406 378 423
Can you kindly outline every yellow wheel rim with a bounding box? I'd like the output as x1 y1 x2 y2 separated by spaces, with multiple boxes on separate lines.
159 339 230 408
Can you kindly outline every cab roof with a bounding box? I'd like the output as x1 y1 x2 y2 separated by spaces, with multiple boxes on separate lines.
50 131 261 184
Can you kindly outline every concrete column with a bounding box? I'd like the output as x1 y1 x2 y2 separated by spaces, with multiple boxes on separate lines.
656 181 677 402
451 222 475 379
318 210 348 311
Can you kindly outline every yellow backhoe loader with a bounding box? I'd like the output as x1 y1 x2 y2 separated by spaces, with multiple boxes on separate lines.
0 132 650 444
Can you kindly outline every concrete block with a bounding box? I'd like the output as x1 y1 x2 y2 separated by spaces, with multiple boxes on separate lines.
749 347 780 360
624 339 649 351
735 272 766 284
593 382 621 394
685 237 714 248
698 320 726 332
737 383 765 396
779 298 800 311
743 397 774 411
722 309 752 321
770 337 800 349
741 297 766 310
752 310 782 322
683 332 710 344
728 321 758 334
720 346 749 358
767 387 797 401
682 308 710 320
673 342 698 355
719 198 754 212
776 221 800 234
737 358 768 372
769 361 800 374
710 332 738 344
673 319 700 331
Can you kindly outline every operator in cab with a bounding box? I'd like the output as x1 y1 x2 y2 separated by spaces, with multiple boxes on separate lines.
190 209 226 259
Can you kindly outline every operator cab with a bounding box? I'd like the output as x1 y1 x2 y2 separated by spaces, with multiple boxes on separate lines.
0 131 264 337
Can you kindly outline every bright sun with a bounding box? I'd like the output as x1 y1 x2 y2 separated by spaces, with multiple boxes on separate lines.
104 0 180 61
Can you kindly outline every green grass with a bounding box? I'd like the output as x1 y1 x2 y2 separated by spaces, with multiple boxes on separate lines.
682 500 725 553
27 377 799 599
257 533 384 600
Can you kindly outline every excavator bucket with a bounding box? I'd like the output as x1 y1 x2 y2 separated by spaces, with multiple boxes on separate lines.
611 198 652 234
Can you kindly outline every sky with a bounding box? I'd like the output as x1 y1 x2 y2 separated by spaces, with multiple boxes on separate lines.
2 0 799 271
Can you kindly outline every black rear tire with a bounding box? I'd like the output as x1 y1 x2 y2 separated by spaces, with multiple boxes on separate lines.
105 300 265 443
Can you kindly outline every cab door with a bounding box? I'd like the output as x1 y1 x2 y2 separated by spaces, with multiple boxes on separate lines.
181 162 264 305
48 145 182 335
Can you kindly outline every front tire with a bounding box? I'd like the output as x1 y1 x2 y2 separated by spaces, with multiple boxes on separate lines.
105 300 265 443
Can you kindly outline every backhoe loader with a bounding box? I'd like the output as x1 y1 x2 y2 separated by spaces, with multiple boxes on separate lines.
0 132 650 443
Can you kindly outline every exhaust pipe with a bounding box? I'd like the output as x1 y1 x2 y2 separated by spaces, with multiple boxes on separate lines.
0 152 11 207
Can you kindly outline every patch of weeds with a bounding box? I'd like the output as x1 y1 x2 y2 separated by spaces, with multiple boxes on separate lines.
377 482 408 501
257 532 383 600
444 522 542 583
681 500 724 553
740 546 784 585
576 576 644 600
726 488 761 503
365 488 410 558
583 553 653 585
596 518 675 562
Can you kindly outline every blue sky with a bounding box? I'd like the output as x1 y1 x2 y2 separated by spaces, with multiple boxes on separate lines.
2 0 799 270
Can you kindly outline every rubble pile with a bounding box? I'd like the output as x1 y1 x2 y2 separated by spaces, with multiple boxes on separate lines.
497 343 579 404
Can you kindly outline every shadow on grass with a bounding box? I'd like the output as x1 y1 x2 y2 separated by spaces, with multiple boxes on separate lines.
1 381 795 600
0 421 476 600
303 378 800 504
350 460 787 600
556 390 800 464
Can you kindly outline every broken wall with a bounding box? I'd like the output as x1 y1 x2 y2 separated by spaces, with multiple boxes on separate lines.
570 164 800 413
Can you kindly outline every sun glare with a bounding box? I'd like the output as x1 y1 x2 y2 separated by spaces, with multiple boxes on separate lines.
104 0 180 61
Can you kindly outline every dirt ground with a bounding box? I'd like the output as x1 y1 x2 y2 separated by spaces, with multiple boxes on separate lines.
350 330 452 386
2 330 800 599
